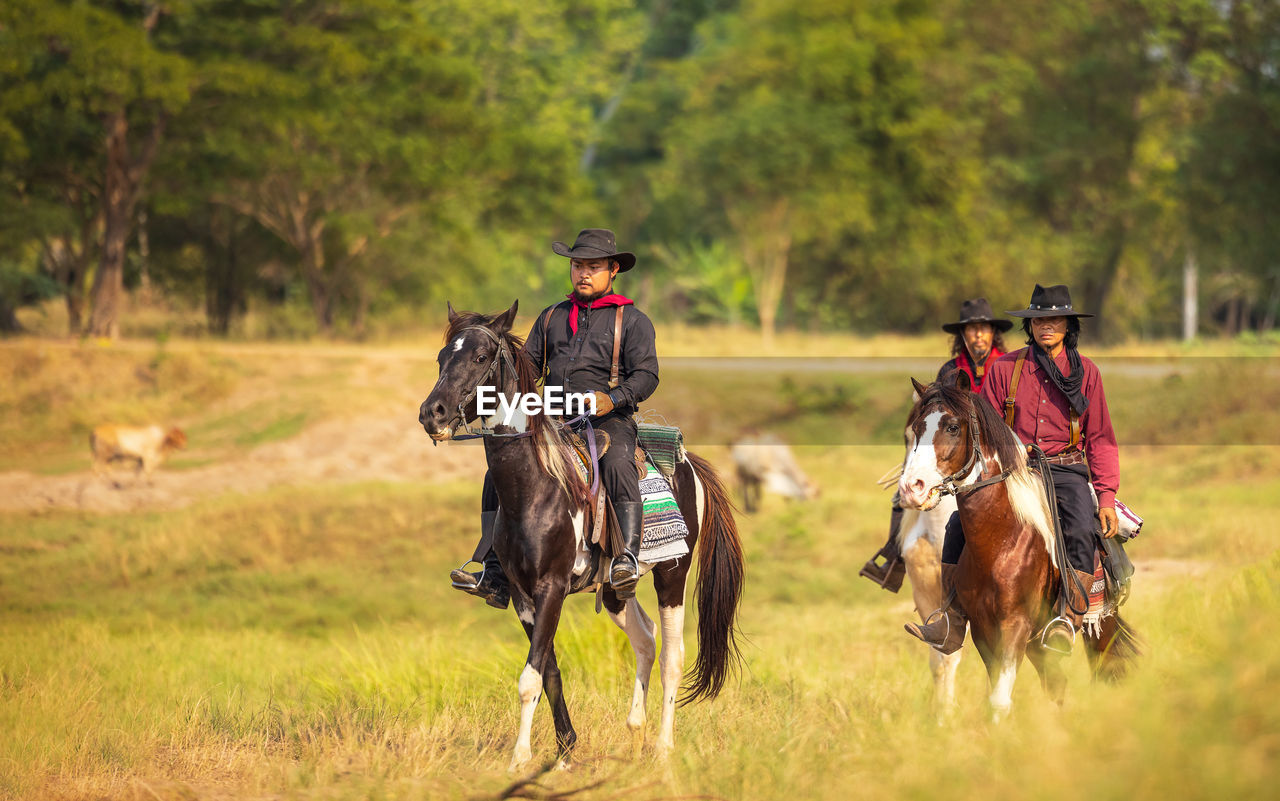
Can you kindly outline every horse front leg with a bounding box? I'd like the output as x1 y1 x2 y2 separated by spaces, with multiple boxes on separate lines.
605 595 657 758
904 538 960 722
984 619 1032 723
510 584 571 772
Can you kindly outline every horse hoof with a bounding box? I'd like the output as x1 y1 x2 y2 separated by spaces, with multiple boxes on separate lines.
508 751 533 774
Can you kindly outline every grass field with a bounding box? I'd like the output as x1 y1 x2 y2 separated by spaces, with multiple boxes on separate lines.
1 330 1278 800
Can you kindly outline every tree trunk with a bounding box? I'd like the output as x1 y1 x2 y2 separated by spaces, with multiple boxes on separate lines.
0 299 20 334
42 236 92 336
301 238 333 334
87 109 163 338
1081 222 1127 342
732 199 792 347
1182 248 1198 342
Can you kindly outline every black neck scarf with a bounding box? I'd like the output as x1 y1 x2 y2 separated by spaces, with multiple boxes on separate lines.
1032 342 1089 416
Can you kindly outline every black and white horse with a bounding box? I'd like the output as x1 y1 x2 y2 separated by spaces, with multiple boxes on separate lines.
419 302 745 769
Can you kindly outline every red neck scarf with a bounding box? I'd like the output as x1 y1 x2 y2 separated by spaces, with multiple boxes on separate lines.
956 346 1003 392
565 293 633 334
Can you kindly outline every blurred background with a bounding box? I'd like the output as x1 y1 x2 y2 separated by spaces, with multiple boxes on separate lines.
2 0 1278 343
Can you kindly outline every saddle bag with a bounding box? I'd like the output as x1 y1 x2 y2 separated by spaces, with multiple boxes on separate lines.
637 423 685 481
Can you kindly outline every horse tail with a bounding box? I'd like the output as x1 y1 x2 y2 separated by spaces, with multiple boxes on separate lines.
1085 612 1142 682
680 451 745 705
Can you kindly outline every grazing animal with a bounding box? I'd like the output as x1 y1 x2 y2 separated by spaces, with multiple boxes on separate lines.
90 425 186 480
418 303 744 770
897 373 1137 720
729 433 819 513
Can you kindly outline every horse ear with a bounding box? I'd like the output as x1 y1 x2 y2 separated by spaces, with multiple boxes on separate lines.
910 377 928 403
494 300 519 334
951 369 972 392
446 301 459 322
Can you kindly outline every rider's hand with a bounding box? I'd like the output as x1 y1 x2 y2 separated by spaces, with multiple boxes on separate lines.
592 391 615 417
1098 506 1119 539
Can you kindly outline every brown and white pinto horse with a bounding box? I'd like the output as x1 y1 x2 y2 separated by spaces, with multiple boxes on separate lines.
897 371 1137 720
418 302 744 770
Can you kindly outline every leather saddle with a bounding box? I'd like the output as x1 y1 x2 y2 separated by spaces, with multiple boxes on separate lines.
561 429 651 595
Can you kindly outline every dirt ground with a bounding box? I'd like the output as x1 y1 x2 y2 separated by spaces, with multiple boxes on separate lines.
0 408 487 513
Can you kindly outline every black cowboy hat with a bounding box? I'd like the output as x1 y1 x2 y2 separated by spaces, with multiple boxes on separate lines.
941 297 1014 334
551 228 636 272
1006 284 1094 318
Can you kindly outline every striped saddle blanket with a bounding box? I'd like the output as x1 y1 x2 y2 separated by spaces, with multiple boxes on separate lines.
638 460 690 564
567 446 689 566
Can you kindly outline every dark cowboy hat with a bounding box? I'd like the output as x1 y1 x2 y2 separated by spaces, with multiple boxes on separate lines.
551 228 636 272
941 297 1014 334
1006 283 1094 318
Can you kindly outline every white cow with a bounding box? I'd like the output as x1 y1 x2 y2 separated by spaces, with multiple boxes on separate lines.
729 433 819 513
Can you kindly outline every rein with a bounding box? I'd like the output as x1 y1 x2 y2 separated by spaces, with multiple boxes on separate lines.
437 324 600 496
1026 445 1089 617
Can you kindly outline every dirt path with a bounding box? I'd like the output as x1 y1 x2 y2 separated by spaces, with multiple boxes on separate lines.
0 410 487 513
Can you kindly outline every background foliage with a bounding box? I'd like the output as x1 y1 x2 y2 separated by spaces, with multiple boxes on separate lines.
2 0 1279 340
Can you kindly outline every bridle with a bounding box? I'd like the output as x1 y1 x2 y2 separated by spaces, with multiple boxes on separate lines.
436 325 524 440
918 400 1012 509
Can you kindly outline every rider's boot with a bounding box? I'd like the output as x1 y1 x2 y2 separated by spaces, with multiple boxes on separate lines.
904 563 967 654
609 501 645 601
1041 569 1098 654
449 511 510 610
859 503 906 592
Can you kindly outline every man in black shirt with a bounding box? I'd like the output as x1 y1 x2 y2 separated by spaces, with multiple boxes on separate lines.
451 229 659 607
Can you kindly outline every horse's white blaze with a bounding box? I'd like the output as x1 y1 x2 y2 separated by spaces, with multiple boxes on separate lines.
511 662 543 770
452 337 464 352
657 604 686 755
989 655 1018 722
607 598 657 735
900 411 946 496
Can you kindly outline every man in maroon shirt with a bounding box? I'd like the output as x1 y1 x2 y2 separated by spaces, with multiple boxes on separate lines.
905 284 1120 654
860 298 1012 591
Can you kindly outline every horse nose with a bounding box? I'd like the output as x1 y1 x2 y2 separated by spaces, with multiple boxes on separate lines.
899 477 927 506
420 398 446 428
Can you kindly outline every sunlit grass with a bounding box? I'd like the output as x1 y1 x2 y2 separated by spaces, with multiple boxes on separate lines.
1 439 1278 799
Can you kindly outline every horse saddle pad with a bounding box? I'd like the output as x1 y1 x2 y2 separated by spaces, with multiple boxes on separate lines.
564 444 690 566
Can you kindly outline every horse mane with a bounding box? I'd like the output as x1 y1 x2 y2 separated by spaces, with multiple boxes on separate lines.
445 308 587 503
919 380 1058 569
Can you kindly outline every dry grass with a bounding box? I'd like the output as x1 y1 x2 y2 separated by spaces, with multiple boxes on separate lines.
1 333 1277 799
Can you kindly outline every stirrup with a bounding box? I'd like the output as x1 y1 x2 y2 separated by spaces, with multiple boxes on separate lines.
610 552 641 599
922 606 951 645
1040 615 1076 655
450 559 485 589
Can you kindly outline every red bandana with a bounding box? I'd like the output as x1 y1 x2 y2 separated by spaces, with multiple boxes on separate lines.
956 347 1004 393
565 293 633 334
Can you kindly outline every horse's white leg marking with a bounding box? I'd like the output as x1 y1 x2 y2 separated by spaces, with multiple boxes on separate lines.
570 509 590 576
510 662 543 771
515 600 534 626
656 603 686 757
989 654 1018 723
607 598 657 752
